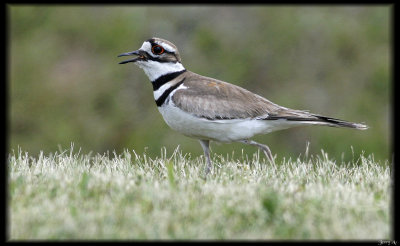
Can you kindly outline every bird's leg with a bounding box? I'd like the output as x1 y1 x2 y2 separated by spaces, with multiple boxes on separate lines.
199 139 212 175
240 139 276 165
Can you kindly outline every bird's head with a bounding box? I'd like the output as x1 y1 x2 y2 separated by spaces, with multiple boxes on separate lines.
118 38 185 81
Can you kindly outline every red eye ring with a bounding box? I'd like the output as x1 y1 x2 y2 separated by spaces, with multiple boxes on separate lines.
152 45 164 55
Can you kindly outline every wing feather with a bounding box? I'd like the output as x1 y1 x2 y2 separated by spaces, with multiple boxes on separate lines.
172 71 313 120
170 71 367 129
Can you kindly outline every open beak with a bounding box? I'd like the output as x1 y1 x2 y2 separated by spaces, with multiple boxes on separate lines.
117 50 146 64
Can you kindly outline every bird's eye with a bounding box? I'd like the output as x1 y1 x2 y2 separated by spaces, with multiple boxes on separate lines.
152 45 164 55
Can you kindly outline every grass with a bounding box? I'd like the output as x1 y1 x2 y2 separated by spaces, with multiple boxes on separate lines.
8 145 392 240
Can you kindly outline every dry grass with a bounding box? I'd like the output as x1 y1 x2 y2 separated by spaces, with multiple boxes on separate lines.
8 145 392 240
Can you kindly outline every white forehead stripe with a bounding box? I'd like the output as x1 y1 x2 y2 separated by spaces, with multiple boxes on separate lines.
141 41 176 54
140 41 152 53
157 42 176 53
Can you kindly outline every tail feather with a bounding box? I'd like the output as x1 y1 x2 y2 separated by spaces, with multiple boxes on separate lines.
266 114 368 130
311 115 368 130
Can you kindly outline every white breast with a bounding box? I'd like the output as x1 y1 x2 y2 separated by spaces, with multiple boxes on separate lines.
157 100 300 142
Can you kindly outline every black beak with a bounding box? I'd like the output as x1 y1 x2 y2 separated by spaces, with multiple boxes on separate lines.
117 50 145 64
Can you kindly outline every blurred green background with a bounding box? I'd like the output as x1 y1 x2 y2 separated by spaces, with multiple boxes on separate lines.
8 5 391 163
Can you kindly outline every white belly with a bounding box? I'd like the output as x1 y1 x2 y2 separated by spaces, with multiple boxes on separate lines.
157 101 298 142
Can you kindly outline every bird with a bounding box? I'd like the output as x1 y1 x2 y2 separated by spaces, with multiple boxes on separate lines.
118 37 368 175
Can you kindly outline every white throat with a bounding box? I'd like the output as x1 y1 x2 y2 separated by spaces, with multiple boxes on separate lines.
136 60 185 82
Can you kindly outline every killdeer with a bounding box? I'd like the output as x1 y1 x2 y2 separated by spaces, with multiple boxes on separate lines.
118 37 368 174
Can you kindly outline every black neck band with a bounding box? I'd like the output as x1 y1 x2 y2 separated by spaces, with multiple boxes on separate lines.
152 70 186 91
155 78 186 107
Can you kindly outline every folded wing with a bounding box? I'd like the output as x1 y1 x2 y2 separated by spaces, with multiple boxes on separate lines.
172 72 367 129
